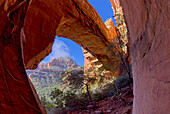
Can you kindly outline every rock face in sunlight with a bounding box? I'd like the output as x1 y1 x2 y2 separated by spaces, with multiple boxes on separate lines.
24 0 115 70
110 0 170 113
25 0 122 80
83 19 120 77
48 57 82 69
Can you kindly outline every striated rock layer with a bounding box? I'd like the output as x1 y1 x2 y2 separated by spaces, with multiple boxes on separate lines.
110 0 170 113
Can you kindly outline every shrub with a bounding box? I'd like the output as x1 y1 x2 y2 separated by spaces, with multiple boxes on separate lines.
114 75 130 90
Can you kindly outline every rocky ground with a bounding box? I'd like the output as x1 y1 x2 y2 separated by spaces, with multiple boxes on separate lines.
69 87 133 114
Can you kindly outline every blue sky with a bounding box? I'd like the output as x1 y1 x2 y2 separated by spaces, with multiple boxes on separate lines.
41 0 116 67
88 0 116 25
41 37 85 66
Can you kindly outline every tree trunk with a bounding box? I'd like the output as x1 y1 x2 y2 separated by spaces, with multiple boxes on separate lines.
85 84 93 103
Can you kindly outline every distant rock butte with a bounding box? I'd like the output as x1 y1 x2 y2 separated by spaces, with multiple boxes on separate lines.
28 57 83 90
28 57 83 78
48 57 81 69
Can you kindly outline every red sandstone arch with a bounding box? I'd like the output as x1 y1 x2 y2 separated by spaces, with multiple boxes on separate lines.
0 0 169 113
24 0 115 70
0 0 117 113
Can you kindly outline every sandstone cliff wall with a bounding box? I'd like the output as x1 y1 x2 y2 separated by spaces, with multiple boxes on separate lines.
110 0 170 113
0 0 46 113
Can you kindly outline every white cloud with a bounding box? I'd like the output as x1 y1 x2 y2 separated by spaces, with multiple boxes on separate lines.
41 39 70 63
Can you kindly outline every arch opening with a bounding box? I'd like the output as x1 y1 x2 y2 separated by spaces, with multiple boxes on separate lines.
26 36 85 113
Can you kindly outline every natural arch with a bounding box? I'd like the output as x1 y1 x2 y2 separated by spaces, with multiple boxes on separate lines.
24 0 115 70
0 0 169 114
0 0 118 113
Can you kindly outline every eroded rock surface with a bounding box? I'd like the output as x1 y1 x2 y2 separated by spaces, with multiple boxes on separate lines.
0 0 119 113
24 0 114 70
1 0 169 113
0 0 46 113
83 18 121 77
24 0 123 78
110 0 170 113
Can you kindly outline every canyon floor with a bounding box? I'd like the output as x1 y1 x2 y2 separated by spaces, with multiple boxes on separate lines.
69 87 133 114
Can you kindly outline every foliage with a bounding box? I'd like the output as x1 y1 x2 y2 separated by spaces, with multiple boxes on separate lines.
38 67 132 113
61 70 84 92
50 88 63 100
47 68 117 112
105 24 132 88
29 55 133 113
40 95 54 113
115 12 127 43
114 75 130 90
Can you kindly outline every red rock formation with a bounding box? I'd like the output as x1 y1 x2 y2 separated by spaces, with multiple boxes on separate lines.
0 0 117 113
105 18 118 41
110 0 170 113
48 57 79 68
83 18 122 78
0 0 46 113
1 0 169 113
24 0 113 70
24 0 122 77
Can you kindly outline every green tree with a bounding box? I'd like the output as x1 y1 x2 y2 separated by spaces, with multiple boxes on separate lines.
40 94 54 112
61 70 95 103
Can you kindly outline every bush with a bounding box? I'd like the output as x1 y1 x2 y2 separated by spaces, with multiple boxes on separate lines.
78 92 90 104
47 69 133 113
92 91 104 101
102 83 116 96
91 83 115 101
114 75 130 90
